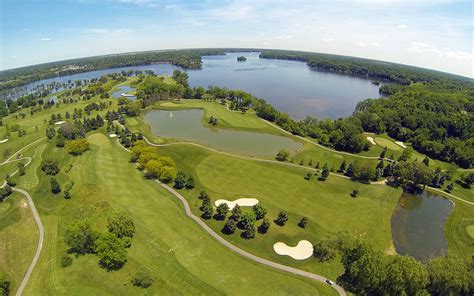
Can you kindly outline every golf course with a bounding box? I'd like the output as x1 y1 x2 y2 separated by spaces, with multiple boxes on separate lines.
1 53 473 296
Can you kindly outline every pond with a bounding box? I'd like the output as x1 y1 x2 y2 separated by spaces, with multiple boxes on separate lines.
391 190 453 262
112 85 136 100
144 109 302 157
19 52 380 119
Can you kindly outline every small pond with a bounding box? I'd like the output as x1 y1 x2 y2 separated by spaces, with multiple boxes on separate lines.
391 190 453 262
144 109 302 157
112 85 136 100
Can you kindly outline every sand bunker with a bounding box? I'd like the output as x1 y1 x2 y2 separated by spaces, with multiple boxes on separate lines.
0 139 8 143
395 141 407 148
109 134 118 138
214 198 259 210
273 240 313 260
54 121 66 125
366 136 376 145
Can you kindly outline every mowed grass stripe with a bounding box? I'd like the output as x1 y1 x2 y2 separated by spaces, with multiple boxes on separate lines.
24 133 335 295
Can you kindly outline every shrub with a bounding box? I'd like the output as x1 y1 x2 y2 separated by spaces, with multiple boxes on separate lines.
313 241 336 262
132 268 154 288
64 221 98 254
298 217 308 228
0 272 10 296
67 138 89 155
252 203 267 220
107 211 135 239
174 171 186 189
50 178 61 194
41 159 60 175
95 233 128 270
275 149 290 161
60 255 73 268
222 218 236 234
275 211 288 226
258 218 270 234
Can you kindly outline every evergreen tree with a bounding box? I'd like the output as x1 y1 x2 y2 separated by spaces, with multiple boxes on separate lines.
258 218 270 234
339 160 347 173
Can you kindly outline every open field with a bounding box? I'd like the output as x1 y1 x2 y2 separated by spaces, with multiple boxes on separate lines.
0 192 37 293
155 143 402 279
19 133 335 295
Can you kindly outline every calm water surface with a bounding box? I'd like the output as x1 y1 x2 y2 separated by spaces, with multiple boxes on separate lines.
391 191 453 262
188 52 380 119
112 85 136 99
22 52 380 119
144 109 302 157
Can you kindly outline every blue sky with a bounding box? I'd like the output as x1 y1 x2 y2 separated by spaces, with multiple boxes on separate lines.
1 0 473 77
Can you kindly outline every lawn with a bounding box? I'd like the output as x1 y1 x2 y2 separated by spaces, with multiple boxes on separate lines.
155 143 402 279
155 99 283 135
20 133 335 295
0 192 37 293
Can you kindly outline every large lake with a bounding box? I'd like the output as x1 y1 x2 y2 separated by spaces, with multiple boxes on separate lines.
391 191 453 262
144 109 302 157
21 52 380 119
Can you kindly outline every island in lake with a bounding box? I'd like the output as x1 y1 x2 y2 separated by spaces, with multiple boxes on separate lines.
237 56 247 62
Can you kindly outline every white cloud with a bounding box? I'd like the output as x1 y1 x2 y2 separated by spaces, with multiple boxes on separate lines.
274 34 293 39
321 37 334 43
397 24 408 29
40 37 51 41
358 41 366 47
208 3 255 20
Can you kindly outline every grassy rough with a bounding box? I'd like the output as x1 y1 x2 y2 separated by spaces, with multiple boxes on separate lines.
22 133 335 295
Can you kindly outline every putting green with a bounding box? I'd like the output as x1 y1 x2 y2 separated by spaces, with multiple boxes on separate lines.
467 225 474 239
374 137 403 151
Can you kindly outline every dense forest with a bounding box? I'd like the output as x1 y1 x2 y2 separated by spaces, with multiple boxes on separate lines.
0 49 226 92
354 84 473 168
259 50 473 91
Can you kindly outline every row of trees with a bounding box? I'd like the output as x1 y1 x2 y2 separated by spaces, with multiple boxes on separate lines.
130 141 177 183
197 191 307 239
259 49 473 89
312 232 473 295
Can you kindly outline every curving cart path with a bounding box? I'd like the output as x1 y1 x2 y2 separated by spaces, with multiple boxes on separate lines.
117 139 346 295
159 181 347 295
0 137 46 296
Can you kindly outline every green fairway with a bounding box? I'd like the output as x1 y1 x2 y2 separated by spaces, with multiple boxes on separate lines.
0 192 37 293
466 225 474 239
445 200 474 262
155 100 283 134
155 143 402 279
22 133 335 295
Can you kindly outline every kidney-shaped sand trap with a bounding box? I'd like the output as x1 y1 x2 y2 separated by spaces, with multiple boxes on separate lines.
273 240 313 260
366 136 376 145
214 198 259 210
109 134 118 138
0 139 8 143
54 121 66 125
395 141 407 148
